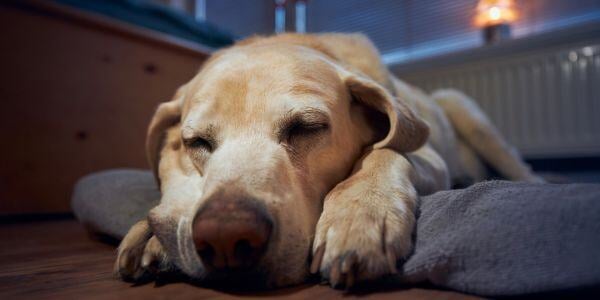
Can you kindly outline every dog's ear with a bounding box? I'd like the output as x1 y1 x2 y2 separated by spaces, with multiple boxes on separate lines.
343 71 429 153
146 85 186 181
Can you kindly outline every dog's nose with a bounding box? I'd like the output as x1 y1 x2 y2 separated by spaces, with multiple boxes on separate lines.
192 198 272 270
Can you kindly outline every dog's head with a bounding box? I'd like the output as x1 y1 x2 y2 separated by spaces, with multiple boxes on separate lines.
146 35 428 287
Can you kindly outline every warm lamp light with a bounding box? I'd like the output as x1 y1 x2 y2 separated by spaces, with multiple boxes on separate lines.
475 0 517 27
475 0 517 44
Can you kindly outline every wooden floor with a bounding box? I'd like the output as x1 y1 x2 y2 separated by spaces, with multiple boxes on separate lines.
0 219 477 299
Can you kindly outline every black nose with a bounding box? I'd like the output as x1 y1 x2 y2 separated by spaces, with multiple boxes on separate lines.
192 198 273 270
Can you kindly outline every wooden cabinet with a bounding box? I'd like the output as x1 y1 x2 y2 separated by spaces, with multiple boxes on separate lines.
0 1 210 214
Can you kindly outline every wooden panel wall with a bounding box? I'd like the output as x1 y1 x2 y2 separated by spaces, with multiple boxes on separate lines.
0 2 210 214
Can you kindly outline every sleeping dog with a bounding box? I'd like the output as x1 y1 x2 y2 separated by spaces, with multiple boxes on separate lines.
115 33 541 288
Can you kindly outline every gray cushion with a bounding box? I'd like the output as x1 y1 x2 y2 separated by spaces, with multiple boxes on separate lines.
400 180 600 296
71 169 600 296
72 169 160 239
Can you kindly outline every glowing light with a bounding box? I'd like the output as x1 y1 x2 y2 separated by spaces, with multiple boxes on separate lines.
475 0 517 27
489 7 501 20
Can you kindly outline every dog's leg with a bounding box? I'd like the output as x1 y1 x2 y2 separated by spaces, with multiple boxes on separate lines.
454 137 488 185
311 146 448 288
431 89 543 182
115 220 170 281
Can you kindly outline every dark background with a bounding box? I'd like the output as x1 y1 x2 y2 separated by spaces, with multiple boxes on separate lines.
1 0 599 215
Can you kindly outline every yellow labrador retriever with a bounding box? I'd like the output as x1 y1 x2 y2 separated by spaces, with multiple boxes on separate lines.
115 33 541 288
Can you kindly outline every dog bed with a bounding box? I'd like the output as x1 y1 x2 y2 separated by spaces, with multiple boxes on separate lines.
72 169 600 297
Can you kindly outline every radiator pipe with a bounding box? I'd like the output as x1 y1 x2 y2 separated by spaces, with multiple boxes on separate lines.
295 0 306 33
274 0 286 33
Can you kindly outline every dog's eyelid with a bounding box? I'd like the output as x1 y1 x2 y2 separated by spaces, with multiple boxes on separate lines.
182 134 215 152
181 124 218 150
288 108 330 126
275 108 330 143
302 108 330 122
293 119 329 130
279 117 330 144
180 126 196 141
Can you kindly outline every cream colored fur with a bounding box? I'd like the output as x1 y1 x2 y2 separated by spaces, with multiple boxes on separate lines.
115 33 541 288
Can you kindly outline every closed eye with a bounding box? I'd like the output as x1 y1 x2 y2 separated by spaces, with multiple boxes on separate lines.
285 120 329 139
183 136 213 152
278 109 331 144
279 116 330 145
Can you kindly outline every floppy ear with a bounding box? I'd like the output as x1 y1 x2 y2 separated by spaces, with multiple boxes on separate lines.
146 85 186 181
343 72 429 153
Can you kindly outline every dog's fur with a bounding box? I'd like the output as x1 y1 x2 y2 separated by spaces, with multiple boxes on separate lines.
115 33 541 288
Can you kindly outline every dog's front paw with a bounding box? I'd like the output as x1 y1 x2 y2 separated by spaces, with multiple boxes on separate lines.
310 191 415 288
115 220 170 281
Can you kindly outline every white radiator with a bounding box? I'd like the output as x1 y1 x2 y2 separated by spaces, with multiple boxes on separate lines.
395 38 600 159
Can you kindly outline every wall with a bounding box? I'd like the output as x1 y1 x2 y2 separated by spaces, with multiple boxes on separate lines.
149 0 600 64
305 0 600 64
392 23 600 159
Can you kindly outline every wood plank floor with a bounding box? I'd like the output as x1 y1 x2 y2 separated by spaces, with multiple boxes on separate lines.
0 219 477 299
